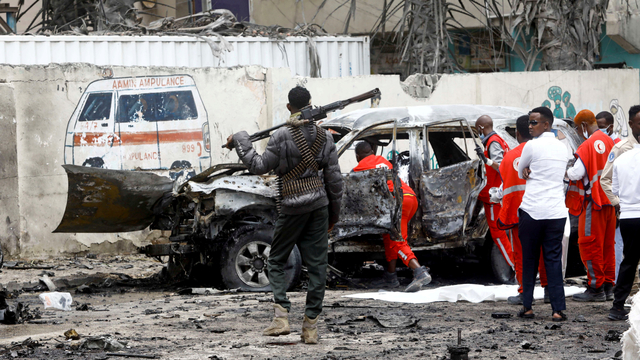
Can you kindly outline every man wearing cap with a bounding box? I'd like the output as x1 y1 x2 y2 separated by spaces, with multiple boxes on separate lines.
566 110 616 302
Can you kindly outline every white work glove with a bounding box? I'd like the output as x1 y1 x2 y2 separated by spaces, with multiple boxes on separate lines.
489 186 503 204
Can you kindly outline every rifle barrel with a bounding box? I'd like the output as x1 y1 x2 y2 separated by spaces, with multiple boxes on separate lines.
223 88 381 149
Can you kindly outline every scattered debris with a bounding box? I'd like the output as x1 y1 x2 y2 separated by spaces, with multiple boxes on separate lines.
82 336 126 351
372 315 417 328
325 315 366 326
491 312 512 319
64 329 81 340
178 288 238 295
40 275 57 291
545 324 562 330
159 313 179 319
605 330 622 342
521 341 532 349
203 313 222 318
39 292 73 311
574 315 587 322
76 285 94 294
76 303 92 311
105 353 157 359
3 262 54 270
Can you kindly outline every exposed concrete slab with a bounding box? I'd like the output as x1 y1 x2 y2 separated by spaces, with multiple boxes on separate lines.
607 0 640 54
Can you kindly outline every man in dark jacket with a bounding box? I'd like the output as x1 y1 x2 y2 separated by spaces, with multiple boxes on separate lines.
225 86 343 344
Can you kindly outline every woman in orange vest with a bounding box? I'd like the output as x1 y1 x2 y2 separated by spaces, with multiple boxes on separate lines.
352 141 431 293
566 110 616 302
494 116 549 305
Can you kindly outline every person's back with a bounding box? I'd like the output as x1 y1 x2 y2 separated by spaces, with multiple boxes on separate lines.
234 120 342 216
519 134 569 220
226 86 343 344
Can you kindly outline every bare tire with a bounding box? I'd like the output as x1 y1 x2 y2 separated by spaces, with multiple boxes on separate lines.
220 227 302 292
491 242 515 284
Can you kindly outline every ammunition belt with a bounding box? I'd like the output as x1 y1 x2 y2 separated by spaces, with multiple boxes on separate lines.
276 124 327 212
282 124 326 182
281 176 324 197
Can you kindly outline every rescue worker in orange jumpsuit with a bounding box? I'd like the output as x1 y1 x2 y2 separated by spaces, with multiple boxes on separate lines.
566 110 616 302
493 115 549 305
474 115 515 272
353 141 431 293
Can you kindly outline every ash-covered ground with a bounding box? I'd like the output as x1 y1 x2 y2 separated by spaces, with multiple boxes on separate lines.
0 255 629 360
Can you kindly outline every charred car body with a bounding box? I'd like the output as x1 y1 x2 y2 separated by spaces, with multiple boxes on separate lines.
55 105 583 291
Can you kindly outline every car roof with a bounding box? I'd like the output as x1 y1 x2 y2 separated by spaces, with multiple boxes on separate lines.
321 104 529 131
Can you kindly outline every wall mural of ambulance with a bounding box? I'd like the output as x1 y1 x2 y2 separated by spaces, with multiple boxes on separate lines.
64 75 212 178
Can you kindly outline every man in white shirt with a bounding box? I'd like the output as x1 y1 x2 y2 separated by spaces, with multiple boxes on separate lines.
609 108 640 321
517 106 568 321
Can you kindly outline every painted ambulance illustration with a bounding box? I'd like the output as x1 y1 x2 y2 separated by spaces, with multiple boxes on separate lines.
64 75 211 176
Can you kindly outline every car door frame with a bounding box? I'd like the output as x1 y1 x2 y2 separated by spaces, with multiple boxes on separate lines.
329 119 404 244
419 118 486 241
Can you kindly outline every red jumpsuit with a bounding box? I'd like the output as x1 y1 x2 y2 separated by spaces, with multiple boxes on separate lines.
354 155 418 266
497 142 547 293
480 133 514 269
566 130 616 289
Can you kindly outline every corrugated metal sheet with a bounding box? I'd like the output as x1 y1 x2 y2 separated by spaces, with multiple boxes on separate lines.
0 35 370 78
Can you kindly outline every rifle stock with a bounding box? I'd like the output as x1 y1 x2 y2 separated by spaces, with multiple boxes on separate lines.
224 88 380 148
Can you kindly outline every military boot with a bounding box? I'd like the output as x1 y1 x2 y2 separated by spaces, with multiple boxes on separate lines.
572 286 606 302
404 266 432 293
262 304 290 336
301 315 319 344
603 282 614 301
370 271 400 289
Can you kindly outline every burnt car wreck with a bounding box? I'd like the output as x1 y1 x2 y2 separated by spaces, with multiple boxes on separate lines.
56 105 580 291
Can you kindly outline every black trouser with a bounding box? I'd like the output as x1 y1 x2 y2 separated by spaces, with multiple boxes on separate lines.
268 206 328 319
613 218 640 310
519 209 566 311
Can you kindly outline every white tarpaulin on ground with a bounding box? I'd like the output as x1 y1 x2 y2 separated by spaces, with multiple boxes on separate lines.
344 284 585 304
622 292 640 359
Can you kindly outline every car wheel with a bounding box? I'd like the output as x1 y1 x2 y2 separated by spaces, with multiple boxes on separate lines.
491 243 515 284
220 226 302 292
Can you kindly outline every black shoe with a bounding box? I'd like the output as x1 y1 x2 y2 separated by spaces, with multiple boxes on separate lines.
517 307 534 319
604 283 614 301
572 286 606 302
544 288 550 304
507 293 523 305
608 307 629 321
552 311 567 322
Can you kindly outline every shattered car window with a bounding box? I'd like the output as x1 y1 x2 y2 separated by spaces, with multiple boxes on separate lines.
428 131 470 168
79 93 112 122
117 91 198 123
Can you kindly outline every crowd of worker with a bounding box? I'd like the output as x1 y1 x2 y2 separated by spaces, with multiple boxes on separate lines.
475 105 640 322
227 86 640 342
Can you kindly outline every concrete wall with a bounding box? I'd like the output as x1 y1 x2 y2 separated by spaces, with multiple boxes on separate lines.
0 65 638 258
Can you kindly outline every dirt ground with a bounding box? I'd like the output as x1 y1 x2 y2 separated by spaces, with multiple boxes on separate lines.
0 255 629 360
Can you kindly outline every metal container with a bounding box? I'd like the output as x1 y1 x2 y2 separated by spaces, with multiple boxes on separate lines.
0 35 370 78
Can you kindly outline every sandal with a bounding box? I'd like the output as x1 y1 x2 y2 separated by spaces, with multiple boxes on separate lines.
552 311 567 322
517 307 535 319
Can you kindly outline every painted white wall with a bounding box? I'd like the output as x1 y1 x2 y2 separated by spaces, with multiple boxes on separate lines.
0 64 638 258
